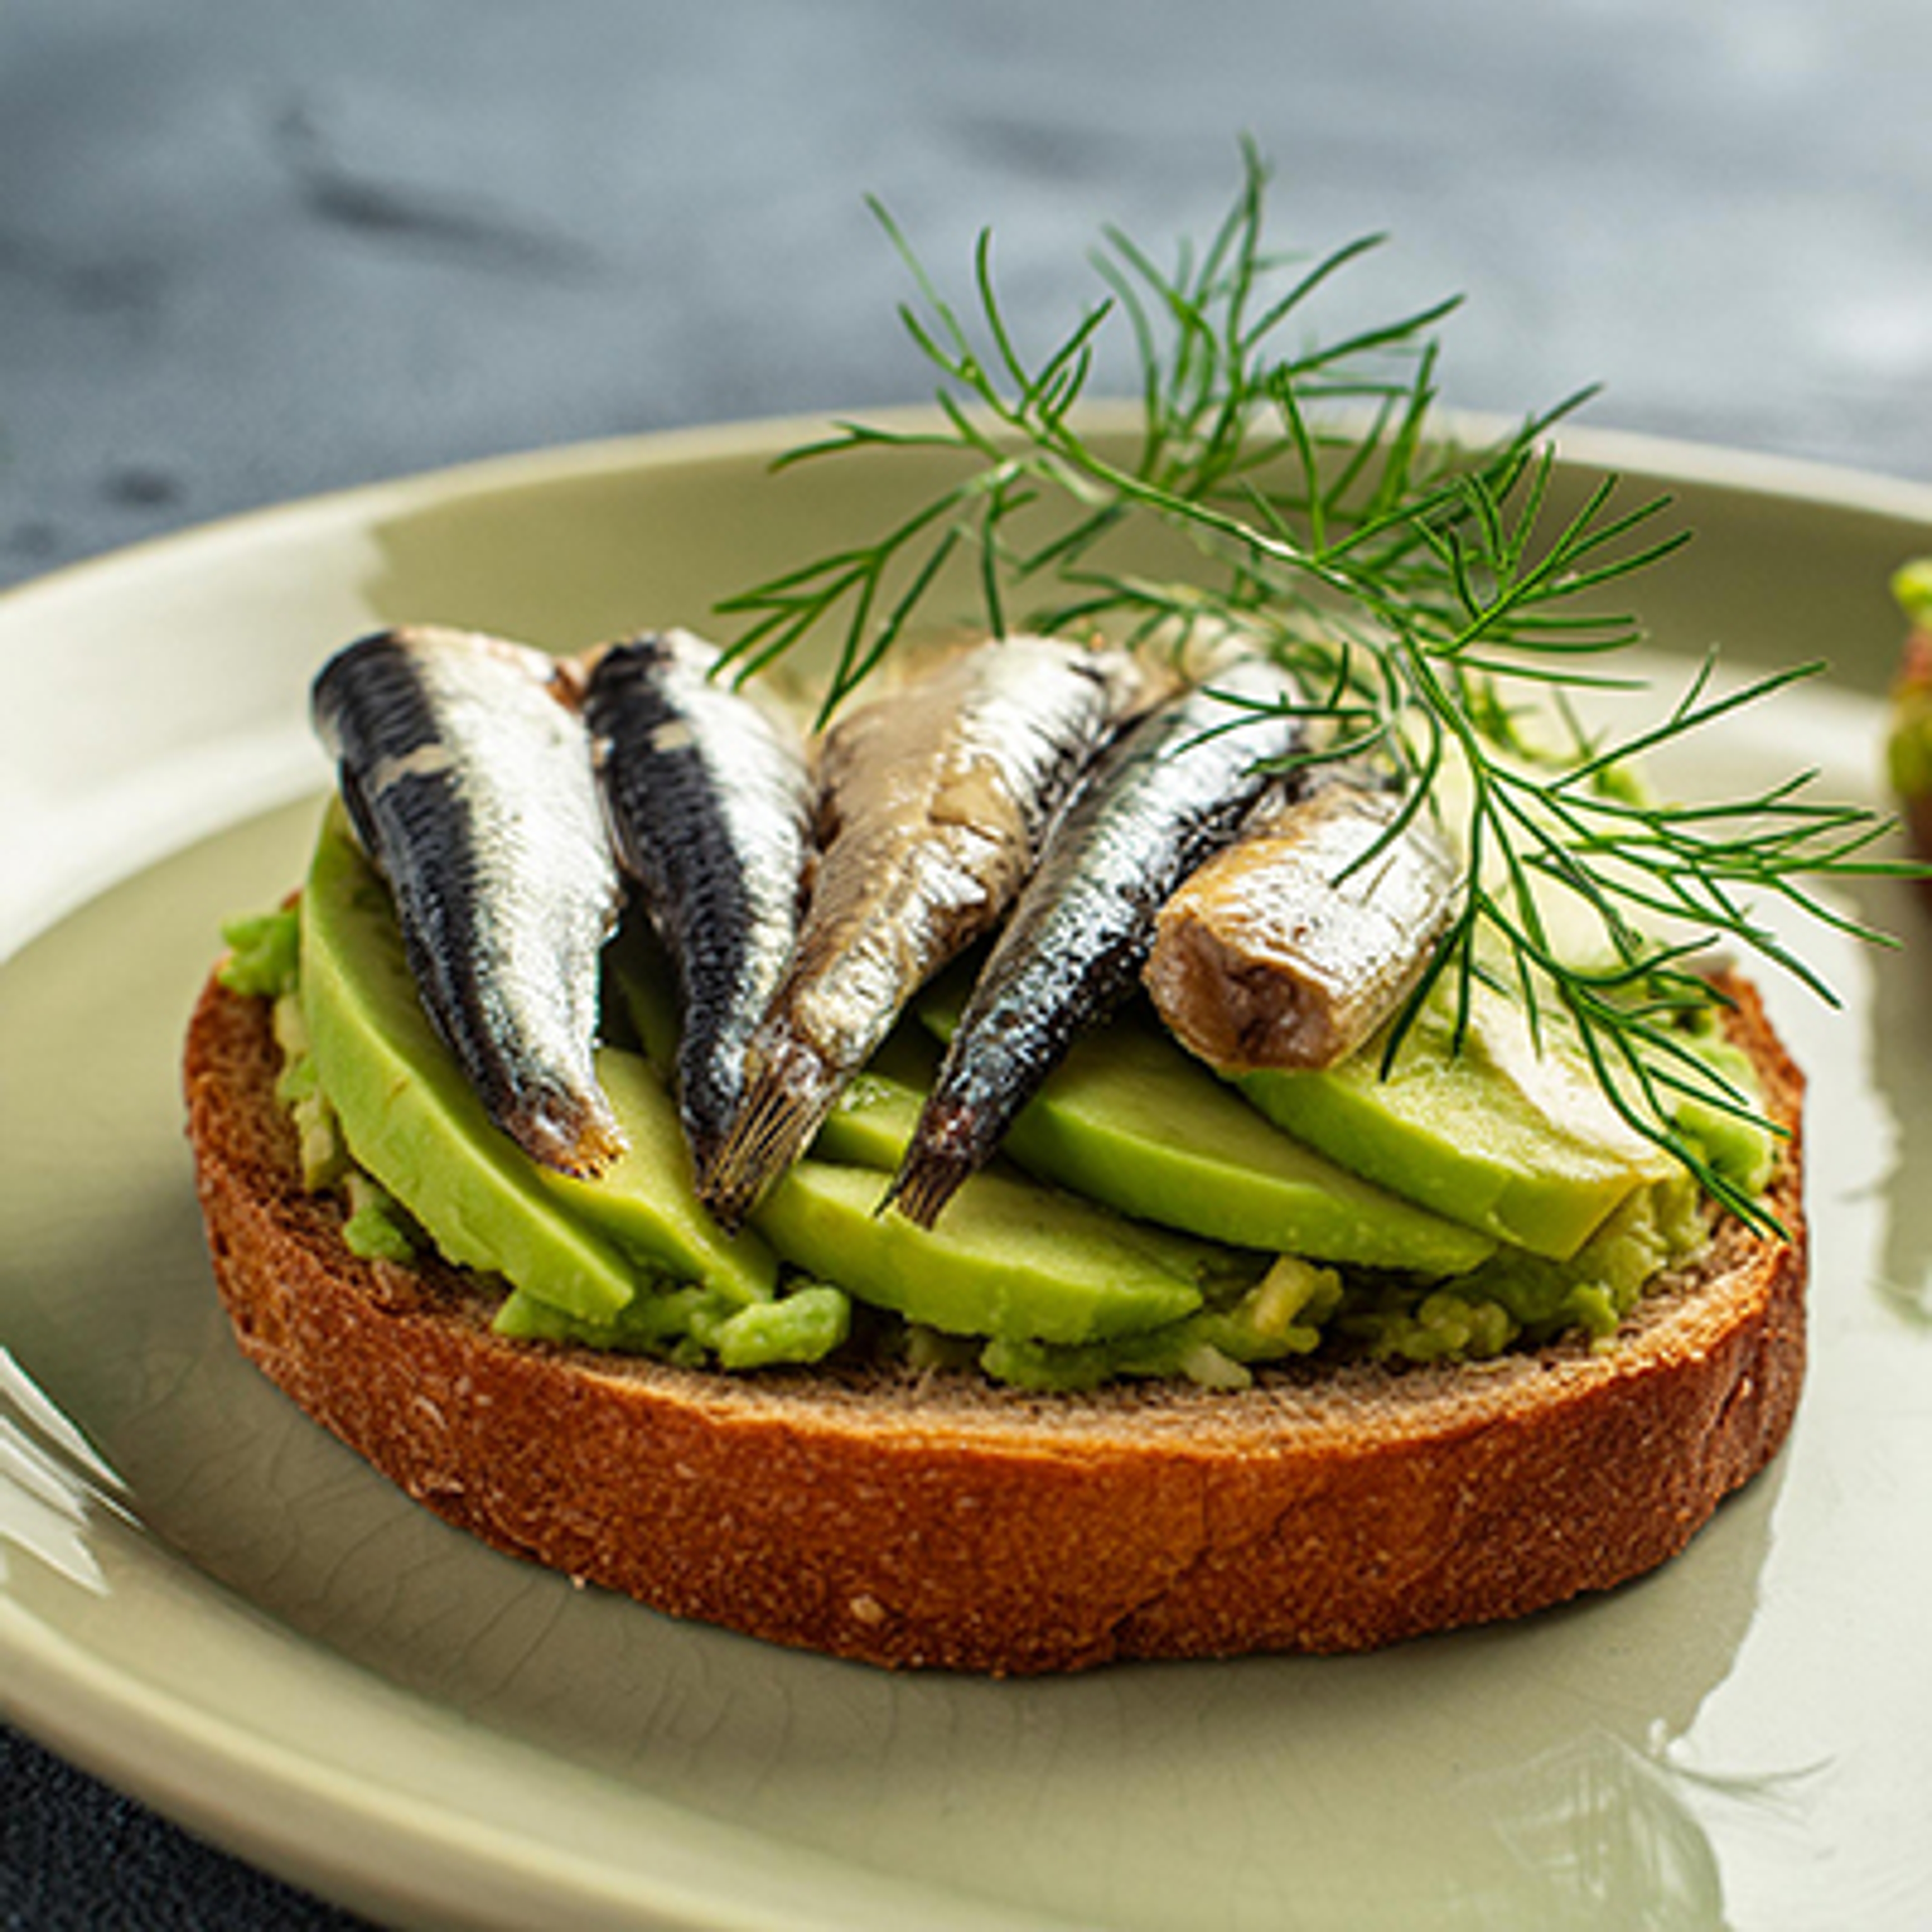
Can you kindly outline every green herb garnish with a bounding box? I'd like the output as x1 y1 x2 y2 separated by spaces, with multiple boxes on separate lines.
715 143 1912 1231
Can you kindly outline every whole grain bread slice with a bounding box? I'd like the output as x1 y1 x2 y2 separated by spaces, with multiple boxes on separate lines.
184 971 1805 1674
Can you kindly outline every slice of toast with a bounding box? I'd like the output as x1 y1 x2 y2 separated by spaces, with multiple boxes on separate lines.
184 971 1805 1674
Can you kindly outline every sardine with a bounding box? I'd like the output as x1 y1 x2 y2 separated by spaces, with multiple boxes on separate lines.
582 629 814 1190
703 635 1143 1228
1143 772 1457 1071
311 624 625 1178
888 655 1307 1228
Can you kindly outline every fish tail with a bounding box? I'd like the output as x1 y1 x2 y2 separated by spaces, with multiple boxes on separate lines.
673 1053 738 1197
699 1034 838 1231
507 1081 628 1180
883 1097 985 1230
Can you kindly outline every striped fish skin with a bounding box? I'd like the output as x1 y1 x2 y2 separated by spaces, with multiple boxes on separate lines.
583 629 814 1192
1144 772 1457 1072
703 635 1144 1229
888 655 1307 1228
311 624 625 1179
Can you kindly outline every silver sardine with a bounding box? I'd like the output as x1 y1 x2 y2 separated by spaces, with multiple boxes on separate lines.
703 635 1144 1228
1144 771 1457 1071
888 655 1307 1228
311 624 625 1178
583 629 814 1191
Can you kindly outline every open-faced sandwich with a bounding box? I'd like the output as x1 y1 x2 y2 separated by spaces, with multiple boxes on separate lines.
185 160 1864 1674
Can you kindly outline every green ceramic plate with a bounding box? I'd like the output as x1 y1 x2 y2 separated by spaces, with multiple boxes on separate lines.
5 419 1932 1931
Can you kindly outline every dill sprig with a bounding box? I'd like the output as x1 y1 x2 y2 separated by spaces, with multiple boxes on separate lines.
715 142 1912 1230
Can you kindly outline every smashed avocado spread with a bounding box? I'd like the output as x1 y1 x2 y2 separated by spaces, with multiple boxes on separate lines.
218 810 1773 1392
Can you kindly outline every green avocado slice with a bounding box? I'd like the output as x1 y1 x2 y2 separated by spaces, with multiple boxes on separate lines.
1236 989 1674 1260
301 806 776 1321
752 1159 1205 1344
541 1050 777 1306
813 1069 928 1170
918 990 1495 1276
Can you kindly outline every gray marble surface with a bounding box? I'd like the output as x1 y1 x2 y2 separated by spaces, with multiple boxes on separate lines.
4 1 1930 1925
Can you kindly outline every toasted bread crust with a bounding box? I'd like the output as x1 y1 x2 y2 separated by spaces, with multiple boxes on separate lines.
184 973 1806 1673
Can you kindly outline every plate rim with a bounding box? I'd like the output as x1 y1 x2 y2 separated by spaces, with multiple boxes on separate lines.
3 407 1932 634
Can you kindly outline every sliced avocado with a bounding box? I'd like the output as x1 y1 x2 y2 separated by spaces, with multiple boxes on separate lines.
301 806 776 1320
542 1049 777 1305
1237 988 1673 1260
808 1023 947 1169
918 990 1495 1276
752 1160 1205 1344
814 1069 927 1169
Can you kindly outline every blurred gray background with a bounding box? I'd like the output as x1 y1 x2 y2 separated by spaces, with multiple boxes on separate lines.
5 0 1931 602
4 1 1929 1925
